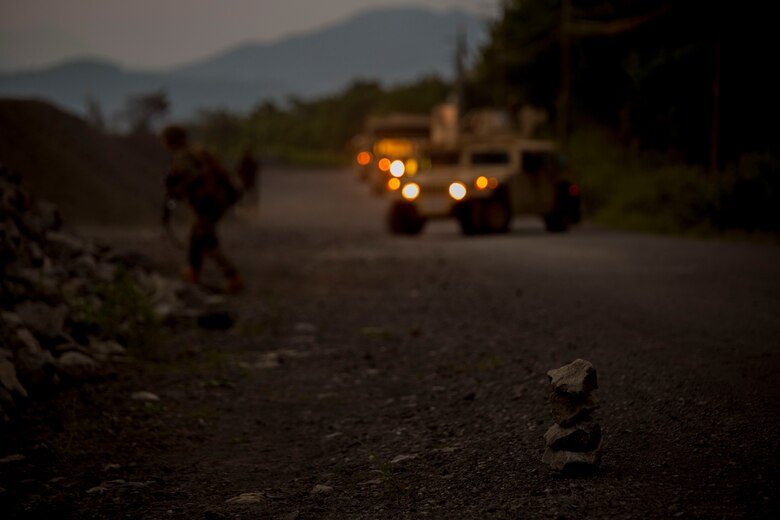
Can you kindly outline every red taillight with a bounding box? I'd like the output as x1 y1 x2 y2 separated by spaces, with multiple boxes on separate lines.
569 183 580 197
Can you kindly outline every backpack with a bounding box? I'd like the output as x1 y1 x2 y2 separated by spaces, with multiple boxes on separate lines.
185 149 239 220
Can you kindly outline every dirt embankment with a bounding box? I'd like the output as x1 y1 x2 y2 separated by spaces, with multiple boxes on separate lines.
0 99 167 226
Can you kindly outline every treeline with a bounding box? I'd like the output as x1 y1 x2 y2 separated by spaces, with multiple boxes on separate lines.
189 0 778 234
468 0 778 234
189 77 449 166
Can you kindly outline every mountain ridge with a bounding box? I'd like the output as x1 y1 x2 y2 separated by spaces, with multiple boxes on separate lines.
0 7 487 120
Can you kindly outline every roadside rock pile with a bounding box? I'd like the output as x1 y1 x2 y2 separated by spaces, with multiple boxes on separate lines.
0 164 209 423
541 358 603 473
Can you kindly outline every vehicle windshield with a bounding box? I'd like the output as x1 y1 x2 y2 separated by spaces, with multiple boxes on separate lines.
522 152 556 174
471 151 510 165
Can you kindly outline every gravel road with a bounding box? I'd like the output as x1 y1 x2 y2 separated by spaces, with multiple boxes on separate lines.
3 167 779 519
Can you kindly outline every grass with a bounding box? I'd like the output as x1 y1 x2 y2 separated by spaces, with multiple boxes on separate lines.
69 266 162 355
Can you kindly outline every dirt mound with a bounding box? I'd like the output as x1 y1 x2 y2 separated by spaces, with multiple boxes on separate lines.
0 99 167 225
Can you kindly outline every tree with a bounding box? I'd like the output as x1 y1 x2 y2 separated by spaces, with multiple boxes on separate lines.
124 89 170 135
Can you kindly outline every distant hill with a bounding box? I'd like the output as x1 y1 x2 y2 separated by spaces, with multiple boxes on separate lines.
0 7 487 120
0 99 167 225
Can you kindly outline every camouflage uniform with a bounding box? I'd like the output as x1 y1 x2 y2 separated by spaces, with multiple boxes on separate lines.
162 126 242 292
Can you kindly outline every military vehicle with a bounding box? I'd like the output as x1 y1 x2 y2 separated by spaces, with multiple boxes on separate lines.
352 113 431 195
387 132 581 235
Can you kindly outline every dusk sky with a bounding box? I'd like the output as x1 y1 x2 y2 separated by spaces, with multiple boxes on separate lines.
0 0 500 72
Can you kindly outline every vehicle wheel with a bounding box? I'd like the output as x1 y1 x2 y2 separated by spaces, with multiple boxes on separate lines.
388 202 426 235
455 202 479 235
544 212 568 232
480 196 511 233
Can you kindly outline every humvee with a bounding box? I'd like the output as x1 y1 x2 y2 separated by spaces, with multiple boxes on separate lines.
352 114 431 195
387 134 581 235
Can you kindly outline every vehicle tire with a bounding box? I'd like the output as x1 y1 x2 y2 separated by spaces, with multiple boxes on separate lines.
543 212 568 232
480 195 511 233
455 202 479 235
558 181 581 224
388 202 426 235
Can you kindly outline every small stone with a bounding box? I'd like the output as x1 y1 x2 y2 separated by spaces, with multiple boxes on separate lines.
56 351 98 378
131 391 160 402
541 446 602 472
15 302 69 339
549 391 599 427
390 454 418 465
0 360 28 398
226 492 265 504
0 454 26 464
310 484 333 495
544 422 602 451
547 359 598 395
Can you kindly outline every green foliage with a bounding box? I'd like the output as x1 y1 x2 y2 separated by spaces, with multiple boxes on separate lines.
473 0 778 165
571 124 780 235
716 153 780 233
190 77 450 166
72 267 161 353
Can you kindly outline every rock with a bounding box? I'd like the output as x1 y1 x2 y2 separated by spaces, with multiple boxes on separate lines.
131 391 160 402
0 453 27 464
14 301 68 339
544 421 601 452
549 391 599 427
0 360 28 398
226 492 266 504
89 340 127 358
547 359 598 395
390 454 418 465
43 230 88 260
310 484 334 495
0 311 23 329
11 328 40 352
541 446 602 473
56 351 98 379
13 330 57 387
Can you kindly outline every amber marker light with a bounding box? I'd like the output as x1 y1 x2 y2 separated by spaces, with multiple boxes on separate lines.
356 151 371 165
378 158 391 172
388 178 401 191
405 158 419 175
448 182 467 201
488 177 500 189
475 176 489 190
402 183 420 201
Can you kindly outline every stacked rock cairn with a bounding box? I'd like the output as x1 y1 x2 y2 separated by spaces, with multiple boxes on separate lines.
542 358 602 473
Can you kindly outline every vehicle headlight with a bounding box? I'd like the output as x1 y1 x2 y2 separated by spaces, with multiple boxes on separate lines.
402 183 420 201
448 182 467 201
390 160 405 178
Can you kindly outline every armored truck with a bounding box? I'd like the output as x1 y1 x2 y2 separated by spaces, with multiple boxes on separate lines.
387 134 581 235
